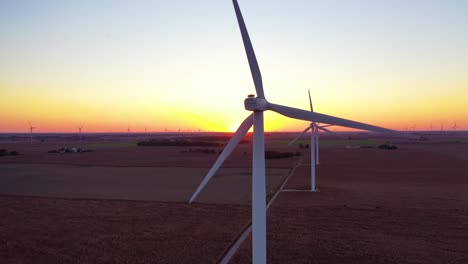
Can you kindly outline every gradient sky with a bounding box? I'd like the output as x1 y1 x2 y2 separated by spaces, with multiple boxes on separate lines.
1 0 467 133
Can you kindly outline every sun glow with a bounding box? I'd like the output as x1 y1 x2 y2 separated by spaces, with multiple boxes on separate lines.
0 1 467 133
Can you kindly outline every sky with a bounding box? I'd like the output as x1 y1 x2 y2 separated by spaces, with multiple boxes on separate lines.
1 0 467 133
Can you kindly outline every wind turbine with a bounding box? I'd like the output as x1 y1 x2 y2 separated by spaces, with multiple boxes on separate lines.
452 122 459 131
28 122 37 144
189 1 412 263
78 125 84 141
288 89 343 192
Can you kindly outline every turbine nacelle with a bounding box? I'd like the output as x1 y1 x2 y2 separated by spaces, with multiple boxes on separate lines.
244 97 268 111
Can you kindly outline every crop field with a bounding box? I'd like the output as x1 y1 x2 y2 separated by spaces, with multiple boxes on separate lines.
232 142 468 263
0 196 251 264
274 138 387 147
1 133 468 263
0 164 290 204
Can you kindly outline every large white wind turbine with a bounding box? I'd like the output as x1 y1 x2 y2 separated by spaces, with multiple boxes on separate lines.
189 1 411 263
288 89 344 192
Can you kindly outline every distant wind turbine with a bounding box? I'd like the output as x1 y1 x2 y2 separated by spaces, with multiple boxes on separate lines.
78 125 84 141
288 89 345 192
28 122 37 144
452 122 459 131
188 1 414 263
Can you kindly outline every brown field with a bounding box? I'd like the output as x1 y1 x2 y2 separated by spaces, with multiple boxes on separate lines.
0 164 290 204
0 138 296 263
231 143 468 263
1 135 468 263
405 141 468 160
0 196 250 264
0 141 298 168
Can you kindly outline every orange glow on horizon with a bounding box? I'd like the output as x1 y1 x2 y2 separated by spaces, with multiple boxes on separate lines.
1 1 468 134
1 89 467 134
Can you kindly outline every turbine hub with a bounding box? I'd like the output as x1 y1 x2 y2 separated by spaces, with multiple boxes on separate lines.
244 97 268 111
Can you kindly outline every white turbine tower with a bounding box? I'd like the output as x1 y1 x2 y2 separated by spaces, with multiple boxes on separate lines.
288 89 344 192
189 1 413 263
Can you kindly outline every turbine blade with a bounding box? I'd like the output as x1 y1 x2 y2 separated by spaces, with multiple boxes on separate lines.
288 126 312 146
189 114 254 203
318 126 346 140
233 0 265 99
269 103 416 138
308 89 313 112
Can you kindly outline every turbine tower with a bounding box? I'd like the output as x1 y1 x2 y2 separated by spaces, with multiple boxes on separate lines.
288 89 343 192
189 1 414 263
28 122 36 144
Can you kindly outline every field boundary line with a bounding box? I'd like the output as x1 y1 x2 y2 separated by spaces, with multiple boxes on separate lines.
217 158 304 264
281 189 313 192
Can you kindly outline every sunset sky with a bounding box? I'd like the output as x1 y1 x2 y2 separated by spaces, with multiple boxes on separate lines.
1 0 467 133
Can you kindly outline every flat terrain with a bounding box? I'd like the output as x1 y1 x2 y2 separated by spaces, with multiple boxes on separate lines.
0 196 250 264
0 164 290 204
0 141 298 168
405 141 468 160
231 145 468 263
0 138 295 263
1 134 468 263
